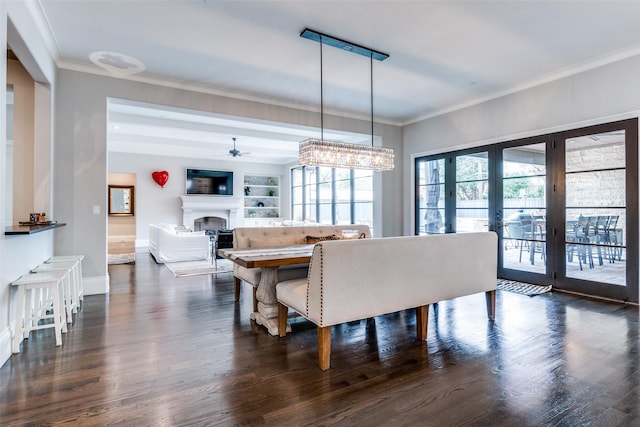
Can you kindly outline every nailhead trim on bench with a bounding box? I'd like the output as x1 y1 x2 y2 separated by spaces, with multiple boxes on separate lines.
319 246 324 325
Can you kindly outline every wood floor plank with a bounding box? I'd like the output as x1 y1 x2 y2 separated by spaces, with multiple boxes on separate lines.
1 252 639 426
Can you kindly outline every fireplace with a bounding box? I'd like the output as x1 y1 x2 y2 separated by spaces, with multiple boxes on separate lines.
180 195 242 231
193 216 227 233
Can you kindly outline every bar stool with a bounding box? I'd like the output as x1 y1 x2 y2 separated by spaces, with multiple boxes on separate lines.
46 255 84 304
32 262 77 324
11 271 67 353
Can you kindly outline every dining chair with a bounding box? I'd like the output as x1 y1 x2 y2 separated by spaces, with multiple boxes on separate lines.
518 215 535 263
574 215 595 269
603 215 620 262
532 215 547 265
593 215 610 266
504 221 522 250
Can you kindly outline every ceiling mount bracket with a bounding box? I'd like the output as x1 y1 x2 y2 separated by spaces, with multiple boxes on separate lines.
300 28 389 61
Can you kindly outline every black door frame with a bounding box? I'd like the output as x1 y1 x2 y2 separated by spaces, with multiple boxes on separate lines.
495 134 552 285
551 119 638 303
415 118 638 303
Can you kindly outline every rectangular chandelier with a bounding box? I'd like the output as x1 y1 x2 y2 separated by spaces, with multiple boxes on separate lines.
299 138 394 171
298 28 394 172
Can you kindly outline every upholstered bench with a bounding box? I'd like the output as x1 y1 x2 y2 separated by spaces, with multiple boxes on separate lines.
276 232 498 370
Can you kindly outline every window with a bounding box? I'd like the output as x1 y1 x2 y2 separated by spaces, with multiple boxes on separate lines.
291 166 373 230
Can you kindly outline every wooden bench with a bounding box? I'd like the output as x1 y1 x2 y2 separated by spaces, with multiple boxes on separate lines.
231 224 371 310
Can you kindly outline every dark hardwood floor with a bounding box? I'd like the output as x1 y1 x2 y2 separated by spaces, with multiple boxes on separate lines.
1 252 639 426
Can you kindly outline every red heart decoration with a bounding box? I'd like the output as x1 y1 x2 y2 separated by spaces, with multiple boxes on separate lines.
152 170 169 188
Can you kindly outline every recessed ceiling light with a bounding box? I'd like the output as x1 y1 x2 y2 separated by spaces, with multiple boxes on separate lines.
89 51 145 78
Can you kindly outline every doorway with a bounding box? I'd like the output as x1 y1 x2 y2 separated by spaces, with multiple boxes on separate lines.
107 172 137 265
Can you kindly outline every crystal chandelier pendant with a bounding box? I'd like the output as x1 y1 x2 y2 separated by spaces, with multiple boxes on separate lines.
299 139 394 171
298 29 394 171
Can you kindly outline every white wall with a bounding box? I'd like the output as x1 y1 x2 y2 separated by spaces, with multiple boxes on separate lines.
1 2 57 367
0 0 9 369
402 54 640 236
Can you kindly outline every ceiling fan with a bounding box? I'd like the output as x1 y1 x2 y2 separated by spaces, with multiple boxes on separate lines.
229 137 250 157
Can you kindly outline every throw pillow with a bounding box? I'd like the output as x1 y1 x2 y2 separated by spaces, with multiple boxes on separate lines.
305 234 341 244
175 228 194 235
249 236 303 248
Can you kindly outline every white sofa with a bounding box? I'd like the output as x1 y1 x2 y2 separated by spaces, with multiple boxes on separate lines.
148 223 210 263
276 232 498 370
232 224 372 310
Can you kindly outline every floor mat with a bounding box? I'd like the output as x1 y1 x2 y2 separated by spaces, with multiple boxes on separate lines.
164 258 233 277
108 253 136 264
497 279 552 296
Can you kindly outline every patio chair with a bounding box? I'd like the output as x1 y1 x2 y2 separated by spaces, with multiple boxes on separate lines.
504 221 522 250
603 215 620 262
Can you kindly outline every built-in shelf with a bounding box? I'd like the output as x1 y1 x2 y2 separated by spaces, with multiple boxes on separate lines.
244 175 280 219
5 222 67 235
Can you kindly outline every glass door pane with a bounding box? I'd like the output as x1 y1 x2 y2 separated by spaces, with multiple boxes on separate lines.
501 143 547 274
354 169 373 231
416 158 445 234
565 131 626 286
456 152 489 232
334 168 352 224
304 167 317 222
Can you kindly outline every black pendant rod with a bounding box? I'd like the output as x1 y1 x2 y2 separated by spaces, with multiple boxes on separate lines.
320 35 324 142
370 51 374 147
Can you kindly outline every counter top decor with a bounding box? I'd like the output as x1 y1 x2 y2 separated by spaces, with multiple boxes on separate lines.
5 222 66 235
18 220 57 226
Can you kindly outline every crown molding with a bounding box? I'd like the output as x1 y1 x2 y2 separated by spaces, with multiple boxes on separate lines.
403 45 640 126
56 58 402 127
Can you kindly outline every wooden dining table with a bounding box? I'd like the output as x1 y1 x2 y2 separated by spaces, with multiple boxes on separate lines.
218 244 315 336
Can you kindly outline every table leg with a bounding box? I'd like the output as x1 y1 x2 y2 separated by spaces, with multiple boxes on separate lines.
530 239 536 265
251 267 291 336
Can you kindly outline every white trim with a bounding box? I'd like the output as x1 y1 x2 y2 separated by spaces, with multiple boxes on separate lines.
411 110 640 160
404 49 640 126
84 275 109 296
180 195 242 230
0 325 13 368
58 60 400 127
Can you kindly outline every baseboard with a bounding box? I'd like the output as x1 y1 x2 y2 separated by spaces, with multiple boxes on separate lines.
0 325 13 368
136 239 149 249
84 274 110 295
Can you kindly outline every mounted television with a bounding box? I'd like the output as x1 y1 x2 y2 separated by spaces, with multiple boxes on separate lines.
185 168 234 196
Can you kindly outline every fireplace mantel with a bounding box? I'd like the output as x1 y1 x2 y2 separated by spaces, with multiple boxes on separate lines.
180 196 242 230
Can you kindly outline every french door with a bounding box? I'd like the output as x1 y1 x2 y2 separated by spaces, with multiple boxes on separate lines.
553 120 638 302
497 137 549 284
416 147 493 235
416 118 638 302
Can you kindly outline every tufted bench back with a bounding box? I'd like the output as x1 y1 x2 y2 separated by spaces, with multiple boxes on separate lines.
233 224 371 249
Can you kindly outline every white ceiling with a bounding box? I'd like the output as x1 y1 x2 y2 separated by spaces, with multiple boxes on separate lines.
32 0 640 164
